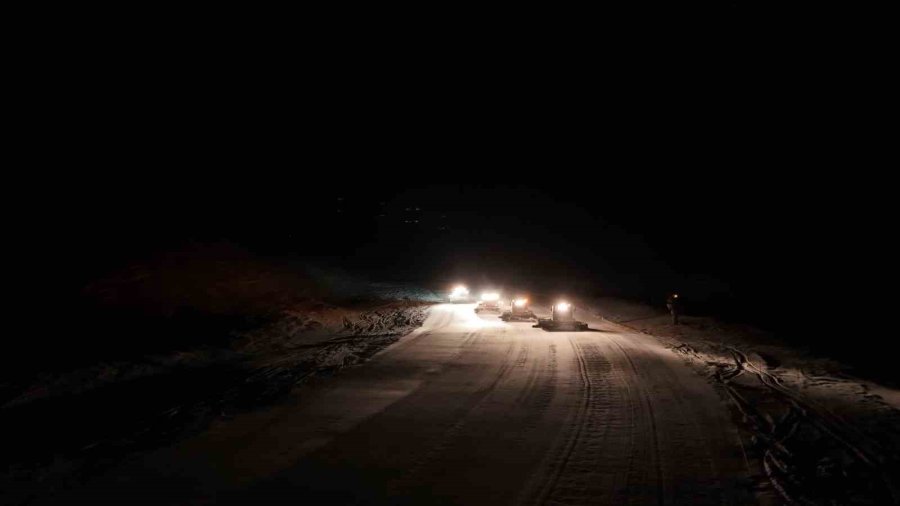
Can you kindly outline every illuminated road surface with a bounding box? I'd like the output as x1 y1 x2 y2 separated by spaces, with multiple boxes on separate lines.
54 304 755 505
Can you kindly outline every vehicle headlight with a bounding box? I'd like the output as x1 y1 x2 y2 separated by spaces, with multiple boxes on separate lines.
450 285 469 298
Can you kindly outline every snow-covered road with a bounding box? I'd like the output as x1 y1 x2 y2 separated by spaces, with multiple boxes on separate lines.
53 304 756 505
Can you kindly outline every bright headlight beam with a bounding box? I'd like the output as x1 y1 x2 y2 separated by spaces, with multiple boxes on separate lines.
481 292 500 301
556 302 570 311
450 285 469 299
514 298 527 307
454 285 468 293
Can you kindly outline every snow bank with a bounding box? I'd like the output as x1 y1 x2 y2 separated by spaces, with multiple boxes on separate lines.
589 296 900 505
1 243 437 506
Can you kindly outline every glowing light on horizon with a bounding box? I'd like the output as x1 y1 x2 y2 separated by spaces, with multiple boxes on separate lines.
449 285 469 300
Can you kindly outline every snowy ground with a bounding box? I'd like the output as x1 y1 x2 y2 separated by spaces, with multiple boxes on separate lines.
1 295 433 506
588 297 900 505
35 303 758 505
5 292 898 505
1 243 447 506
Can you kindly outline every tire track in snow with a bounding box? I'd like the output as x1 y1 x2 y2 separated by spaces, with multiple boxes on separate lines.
528 336 590 506
530 336 631 506
516 342 557 417
725 347 899 504
393 332 563 506
532 333 734 506
606 335 665 506
386 329 519 496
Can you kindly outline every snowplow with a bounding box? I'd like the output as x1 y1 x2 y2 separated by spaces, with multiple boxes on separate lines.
475 292 502 313
501 298 536 321
448 285 473 303
535 302 588 331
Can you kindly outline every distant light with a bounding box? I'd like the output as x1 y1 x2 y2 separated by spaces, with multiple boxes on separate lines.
481 292 500 301
674 294 679 298
556 302 570 311
514 298 528 307
450 285 469 300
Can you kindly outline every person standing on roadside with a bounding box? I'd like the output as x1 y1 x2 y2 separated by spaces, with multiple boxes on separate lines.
666 293 681 325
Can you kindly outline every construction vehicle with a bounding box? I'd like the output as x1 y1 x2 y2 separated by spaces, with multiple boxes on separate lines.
535 301 588 331
501 298 536 321
448 284 472 303
475 292 502 313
